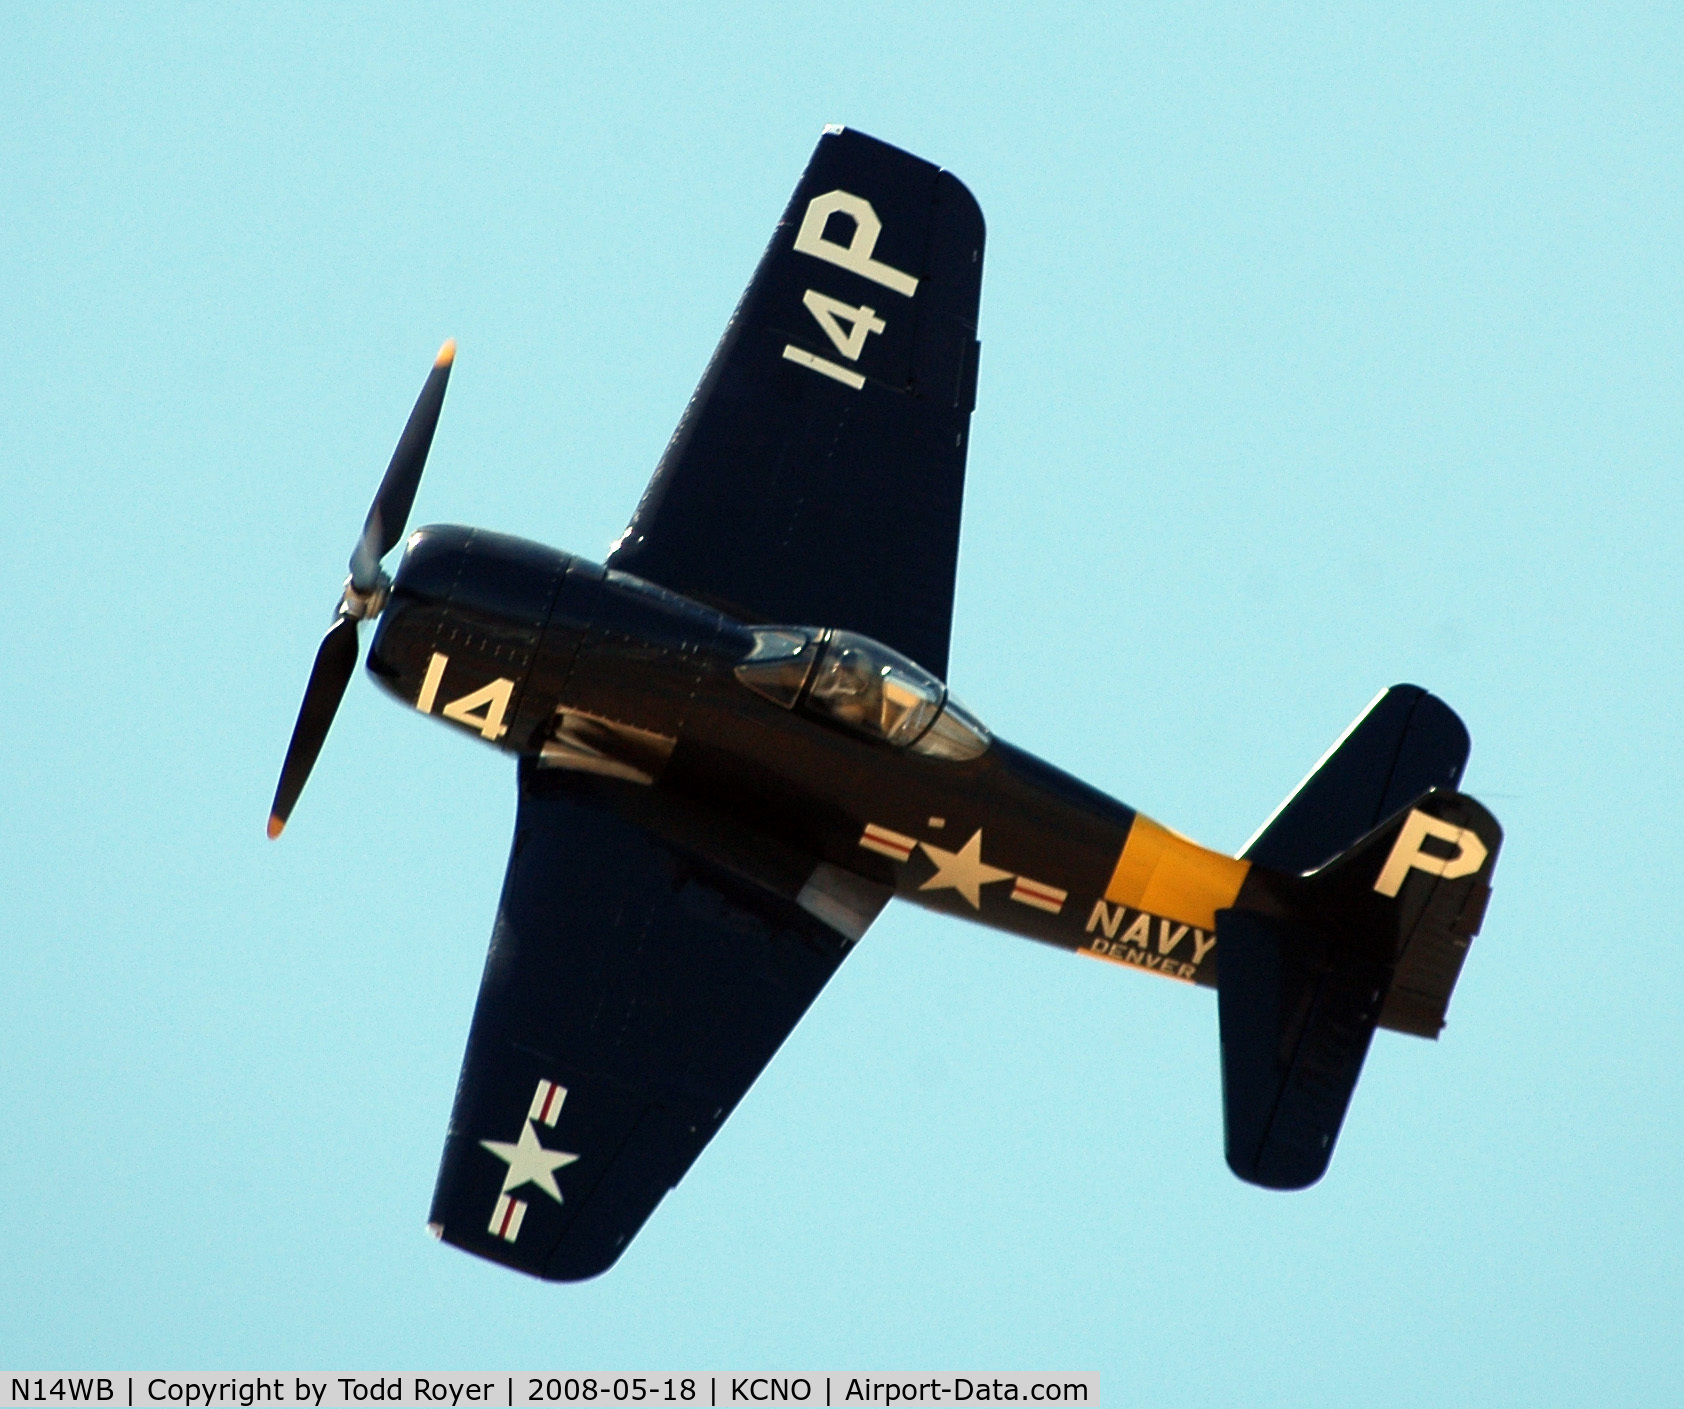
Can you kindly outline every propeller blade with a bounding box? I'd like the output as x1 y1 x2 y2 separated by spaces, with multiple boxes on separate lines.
267 614 362 838
349 339 455 590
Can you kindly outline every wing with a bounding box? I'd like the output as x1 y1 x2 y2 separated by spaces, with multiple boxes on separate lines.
427 760 890 1281
608 127 985 678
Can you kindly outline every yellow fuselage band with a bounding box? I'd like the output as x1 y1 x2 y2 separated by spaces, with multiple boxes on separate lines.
1105 814 1251 932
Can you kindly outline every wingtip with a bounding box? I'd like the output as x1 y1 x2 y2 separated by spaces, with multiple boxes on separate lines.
267 814 286 840
435 338 456 368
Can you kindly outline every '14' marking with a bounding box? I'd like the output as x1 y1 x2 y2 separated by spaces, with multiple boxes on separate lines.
416 651 513 741
782 187 916 391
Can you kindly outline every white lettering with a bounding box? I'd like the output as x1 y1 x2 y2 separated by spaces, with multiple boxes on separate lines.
416 651 448 714
793 190 919 296
802 289 885 361
1157 920 1189 956
1086 900 1124 938
440 677 514 741
780 345 865 389
1374 809 1488 897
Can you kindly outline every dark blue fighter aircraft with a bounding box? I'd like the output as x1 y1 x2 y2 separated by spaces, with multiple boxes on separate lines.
269 128 1503 1281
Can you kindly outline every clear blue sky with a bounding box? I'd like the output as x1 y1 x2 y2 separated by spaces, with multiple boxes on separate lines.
4 3 1680 1396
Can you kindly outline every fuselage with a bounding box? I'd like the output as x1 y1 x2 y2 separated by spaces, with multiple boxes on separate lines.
368 525 1273 986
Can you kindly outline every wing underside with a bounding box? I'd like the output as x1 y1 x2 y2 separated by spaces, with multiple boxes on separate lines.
428 761 888 1281
609 127 985 678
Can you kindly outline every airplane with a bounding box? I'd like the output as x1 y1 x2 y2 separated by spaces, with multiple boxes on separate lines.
268 127 1503 1282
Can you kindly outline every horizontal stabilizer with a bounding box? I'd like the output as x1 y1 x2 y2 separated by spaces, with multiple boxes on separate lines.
1242 685 1477 1037
1243 685 1469 874
1220 790 1502 1189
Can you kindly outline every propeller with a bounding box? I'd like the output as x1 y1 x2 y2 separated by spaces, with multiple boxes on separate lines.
267 339 455 838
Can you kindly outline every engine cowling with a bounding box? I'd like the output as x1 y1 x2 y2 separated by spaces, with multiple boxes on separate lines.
367 524 580 754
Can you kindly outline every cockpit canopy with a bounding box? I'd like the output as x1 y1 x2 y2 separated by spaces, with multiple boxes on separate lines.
734 628 990 761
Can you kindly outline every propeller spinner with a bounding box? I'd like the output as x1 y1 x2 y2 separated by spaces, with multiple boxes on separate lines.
267 339 455 838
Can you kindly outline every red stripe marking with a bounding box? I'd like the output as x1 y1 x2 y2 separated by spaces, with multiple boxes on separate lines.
540 1084 559 1123
863 827 914 858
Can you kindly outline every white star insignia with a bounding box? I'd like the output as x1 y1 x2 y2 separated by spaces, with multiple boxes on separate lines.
919 828 1013 908
480 1119 579 1204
